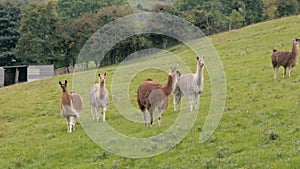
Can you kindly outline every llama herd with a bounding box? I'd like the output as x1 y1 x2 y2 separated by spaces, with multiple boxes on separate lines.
58 56 205 132
58 38 299 132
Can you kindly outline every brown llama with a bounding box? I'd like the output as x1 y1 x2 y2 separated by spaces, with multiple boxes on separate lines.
137 66 180 126
272 38 300 79
89 73 109 122
59 80 83 133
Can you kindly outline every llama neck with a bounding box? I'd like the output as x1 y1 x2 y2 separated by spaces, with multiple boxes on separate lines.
99 82 105 88
162 75 173 96
97 83 105 94
292 41 298 64
61 90 71 106
292 41 298 57
196 66 204 89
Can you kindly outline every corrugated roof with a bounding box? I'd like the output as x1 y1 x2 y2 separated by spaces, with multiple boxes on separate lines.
2 65 28 69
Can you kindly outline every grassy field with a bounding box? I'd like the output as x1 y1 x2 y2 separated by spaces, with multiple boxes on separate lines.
1 15 300 168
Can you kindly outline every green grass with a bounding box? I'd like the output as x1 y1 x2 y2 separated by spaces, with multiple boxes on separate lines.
1 15 300 168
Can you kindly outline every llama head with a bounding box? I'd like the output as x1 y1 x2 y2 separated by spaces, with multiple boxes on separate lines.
169 65 180 79
98 73 107 84
197 56 205 68
59 80 68 92
295 38 300 43
169 65 177 74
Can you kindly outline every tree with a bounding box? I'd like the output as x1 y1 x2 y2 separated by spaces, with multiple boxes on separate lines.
276 0 299 17
56 0 128 21
228 10 245 30
263 0 278 20
175 0 265 34
174 0 227 35
175 0 201 11
55 5 133 68
15 0 59 65
55 12 96 69
0 0 22 66
243 0 264 25
151 3 182 16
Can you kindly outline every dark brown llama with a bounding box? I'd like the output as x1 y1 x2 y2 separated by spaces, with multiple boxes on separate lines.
272 38 300 79
59 80 83 133
137 66 180 126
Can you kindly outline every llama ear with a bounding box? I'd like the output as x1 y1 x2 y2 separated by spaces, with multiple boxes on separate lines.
104 72 107 77
202 56 205 60
59 81 62 85
65 80 67 84
98 73 101 77
196 56 199 60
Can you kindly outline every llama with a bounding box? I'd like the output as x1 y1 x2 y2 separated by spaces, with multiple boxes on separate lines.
272 38 300 79
59 80 83 133
173 56 204 112
137 66 180 126
89 73 109 122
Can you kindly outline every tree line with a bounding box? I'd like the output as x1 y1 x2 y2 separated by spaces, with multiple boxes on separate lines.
0 0 299 69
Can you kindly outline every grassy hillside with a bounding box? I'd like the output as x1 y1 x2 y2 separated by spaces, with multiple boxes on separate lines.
1 15 300 168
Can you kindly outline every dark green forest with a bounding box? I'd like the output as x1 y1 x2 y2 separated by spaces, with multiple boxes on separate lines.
1 0 300 69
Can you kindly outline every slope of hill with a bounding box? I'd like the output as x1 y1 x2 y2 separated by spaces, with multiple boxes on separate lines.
0 15 300 168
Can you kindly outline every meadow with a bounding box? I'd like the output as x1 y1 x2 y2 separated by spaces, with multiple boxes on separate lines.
0 15 300 168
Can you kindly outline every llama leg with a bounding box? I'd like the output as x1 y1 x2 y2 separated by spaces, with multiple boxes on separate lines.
65 118 70 132
148 107 155 127
71 116 75 131
283 67 287 78
273 67 278 79
173 94 182 112
173 96 177 112
73 116 76 131
288 66 293 78
189 96 194 112
95 107 100 122
69 116 74 132
91 106 95 121
194 94 200 110
157 104 164 126
70 116 75 132
142 110 147 126
67 117 70 132
103 107 106 122
149 112 153 127
67 116 72 133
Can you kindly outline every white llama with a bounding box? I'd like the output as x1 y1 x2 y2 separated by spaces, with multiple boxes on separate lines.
173 56 204 112
89 73 109 122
